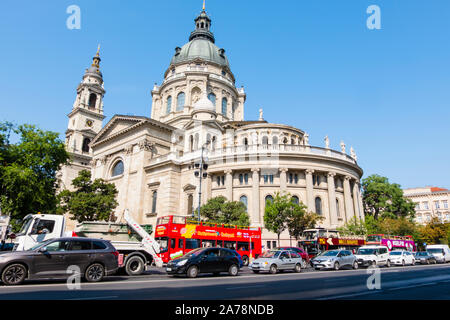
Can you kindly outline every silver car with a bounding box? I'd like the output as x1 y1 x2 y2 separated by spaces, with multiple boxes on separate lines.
249 250 302 274
311 250 358 271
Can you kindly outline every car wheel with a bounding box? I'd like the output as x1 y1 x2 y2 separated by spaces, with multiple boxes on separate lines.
334 262 340 271
372 260 377 267
242 256 249 266
85 263 105 282
402 260 405 267
252 270 260 274
294 263 302 273
269 264 277 274
353 261 359 270
386 260 391 268
1 264 27 286
125 256 145 276
426 259 430 265
228 264 239 276
187 265 199 278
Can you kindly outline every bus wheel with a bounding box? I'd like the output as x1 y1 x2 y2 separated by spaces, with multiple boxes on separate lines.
242 255 249 266
125 256 145 276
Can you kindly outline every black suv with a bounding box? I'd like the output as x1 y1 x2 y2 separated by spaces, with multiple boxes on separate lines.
0 237 119 285
166 247 240 278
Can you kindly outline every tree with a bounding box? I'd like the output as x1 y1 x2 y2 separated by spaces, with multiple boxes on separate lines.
362 174 415 219
418 217 448 245
286 202 323 241
200 196 250 226
57 170 118 222
337 217 367 236
0 122 69 223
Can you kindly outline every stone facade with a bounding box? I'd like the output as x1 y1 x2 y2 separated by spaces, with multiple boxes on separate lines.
60 8 364 245
403 187 450 224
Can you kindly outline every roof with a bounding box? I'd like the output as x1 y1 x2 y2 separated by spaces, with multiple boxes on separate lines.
171 39 229 68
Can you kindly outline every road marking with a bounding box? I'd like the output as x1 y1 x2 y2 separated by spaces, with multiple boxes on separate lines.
226 284 266 290
318 290 381 300
65 295 118 300
387 282 437 291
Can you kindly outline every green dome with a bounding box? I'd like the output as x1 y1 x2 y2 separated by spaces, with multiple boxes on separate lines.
171 39 229 68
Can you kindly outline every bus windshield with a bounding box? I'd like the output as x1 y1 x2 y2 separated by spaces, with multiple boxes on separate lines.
367 235 382 242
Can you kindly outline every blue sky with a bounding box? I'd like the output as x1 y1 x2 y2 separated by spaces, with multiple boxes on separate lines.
0 0 449 189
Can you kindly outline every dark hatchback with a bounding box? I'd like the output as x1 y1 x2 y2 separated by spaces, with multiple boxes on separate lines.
414 251 437 264
0 237 119 285
166 247 241 278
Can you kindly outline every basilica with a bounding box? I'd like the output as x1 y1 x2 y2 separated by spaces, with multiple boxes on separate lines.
59 7 364 247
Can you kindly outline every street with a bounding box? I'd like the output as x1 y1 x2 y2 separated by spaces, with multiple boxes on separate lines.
1 263 449 300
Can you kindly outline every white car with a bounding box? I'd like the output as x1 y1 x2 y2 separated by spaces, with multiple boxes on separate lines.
389 250 415 266
355 245 391 267
426 244 450 263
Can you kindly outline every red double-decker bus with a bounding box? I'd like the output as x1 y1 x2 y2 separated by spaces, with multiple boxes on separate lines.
154 215 262 266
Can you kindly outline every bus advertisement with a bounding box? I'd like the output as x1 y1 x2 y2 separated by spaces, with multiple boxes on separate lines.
366 234 416 251
155 215 262 265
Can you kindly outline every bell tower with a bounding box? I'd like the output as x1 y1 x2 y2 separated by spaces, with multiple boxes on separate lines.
60 47 106 189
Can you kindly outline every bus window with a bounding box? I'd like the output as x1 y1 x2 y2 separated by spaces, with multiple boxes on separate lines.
217 240 223 247
156 217 170 225
170 238 176 249
202 240 215 248
178 238 184 249
251 242 255 250
172 216 186 224
237 242 249 251
224 241 236 250
185 239 200 249
155 237 168 253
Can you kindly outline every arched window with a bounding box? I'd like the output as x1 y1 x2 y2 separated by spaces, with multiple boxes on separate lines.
88 94 97 110
291 138 295 145
112 161 124 177
272 136 278 145
211 136 216 151
239 174 244 185
283 137 288 144
265 195 274 207
240 195 248 212
262 136 268 145
81 137 91 153
177 92 185 111
208 93 216 106
166 96 172 114
243 138 248 146
222 98 227 115
151 191 157 213
336 199 341 217
194 133 199 150
292 196 299 205
315 197 322 215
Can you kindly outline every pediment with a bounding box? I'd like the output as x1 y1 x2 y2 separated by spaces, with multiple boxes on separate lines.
183 119 224 132
183 183 197 192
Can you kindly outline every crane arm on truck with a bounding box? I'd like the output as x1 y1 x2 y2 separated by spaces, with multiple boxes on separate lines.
123 209 163 267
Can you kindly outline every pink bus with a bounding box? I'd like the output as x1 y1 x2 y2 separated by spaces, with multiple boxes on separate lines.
367 234 416 251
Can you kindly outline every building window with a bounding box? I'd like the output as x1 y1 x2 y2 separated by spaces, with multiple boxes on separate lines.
415 202 420 211
315 197 322 215
265 195 274 207
423 202 429 210
151 191 157 213
294 174 298 184
81 137 91 153
166 96 172 114
272 136 278 145
262 136 268 145
244 173 248 184
88 93 97 110
444 201 448 209
111 161 124 177
239 174 243 185
176 92 185 111
187 194 193 216
222 98 227 115
292 196 299 205
336 199 340 217
240 195 248 212
434 201 440 209
208 93 216 106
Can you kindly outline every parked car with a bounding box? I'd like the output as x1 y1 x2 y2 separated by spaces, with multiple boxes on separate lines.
232 250 244 268
275 247 310 267
311 249 358 271
414 251 437 264
355 245 391 267
0 237 119 286
426 245 450 263
389 250 415 266
249 250 302 274
166 247 240 278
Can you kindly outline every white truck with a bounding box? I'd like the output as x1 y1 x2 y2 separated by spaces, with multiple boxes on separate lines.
6 210 162 276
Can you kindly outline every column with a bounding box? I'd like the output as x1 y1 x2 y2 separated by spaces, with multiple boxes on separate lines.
224 169 233 201
204 174 212 204
251 168 260 226
279 168 288 191
343 176 355 222
305 169 314 212
327 172 337 227
352 181 361 219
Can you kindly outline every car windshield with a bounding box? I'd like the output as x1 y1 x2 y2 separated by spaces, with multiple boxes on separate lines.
180 248 205 259
390 251 402 255
427 248 444 254
27 239 53 251
17 217 34 236
261 250 281 258
416 252 427 256
357 248 376 255
318 250 339 257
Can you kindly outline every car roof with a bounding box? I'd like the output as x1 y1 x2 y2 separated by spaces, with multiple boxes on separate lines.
51 237 109 242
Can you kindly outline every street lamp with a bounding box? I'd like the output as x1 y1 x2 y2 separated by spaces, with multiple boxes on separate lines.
194 140 210 221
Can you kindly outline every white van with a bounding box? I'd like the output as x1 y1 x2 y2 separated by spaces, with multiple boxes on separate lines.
355 245 391 267
426 244 450 263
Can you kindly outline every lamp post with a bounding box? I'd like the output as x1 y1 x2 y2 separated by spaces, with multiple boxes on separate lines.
194 141 210 221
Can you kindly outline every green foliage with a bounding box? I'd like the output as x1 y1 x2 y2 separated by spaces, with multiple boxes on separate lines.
200 196 250 226
418 218 448 245
0 122 69 220
57 170 118 222
362 174 416 219
264 192 322 245
337 217 367 236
